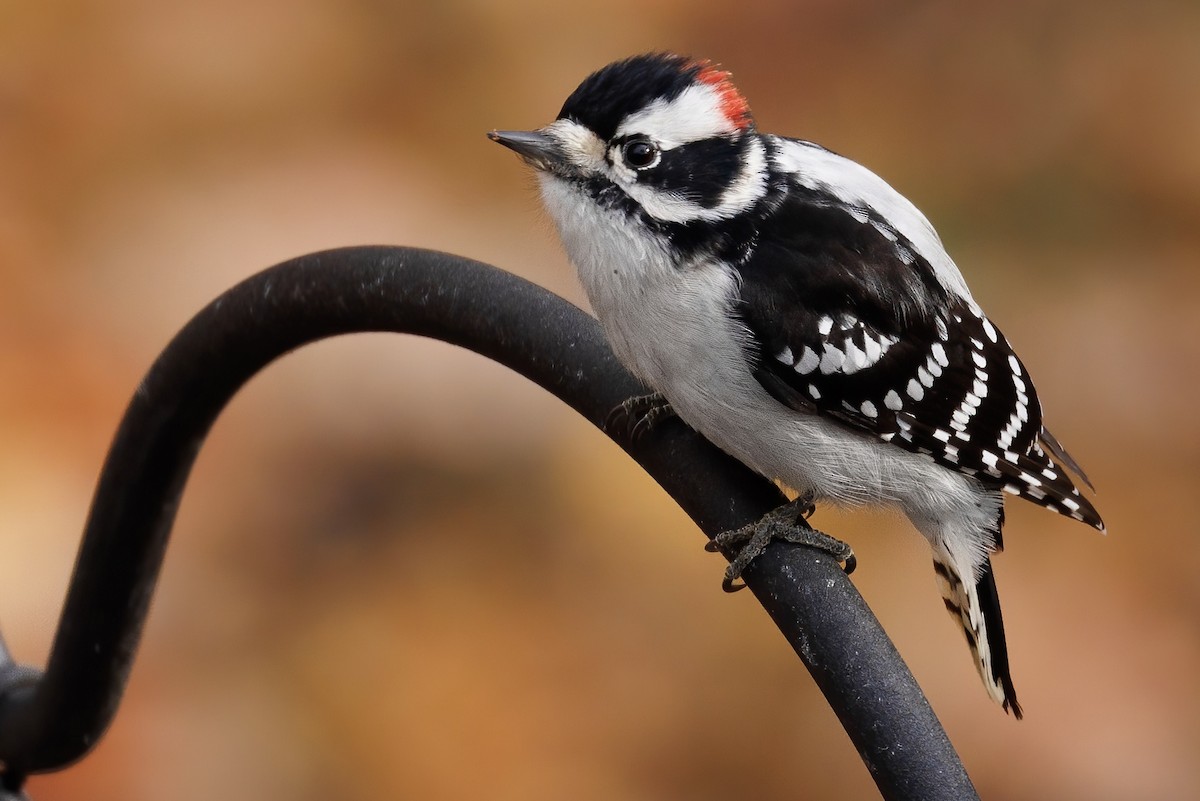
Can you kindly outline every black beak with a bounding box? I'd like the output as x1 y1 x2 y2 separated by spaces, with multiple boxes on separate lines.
488 129 567 172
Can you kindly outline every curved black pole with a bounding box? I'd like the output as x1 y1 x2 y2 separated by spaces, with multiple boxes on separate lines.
0 246 978 800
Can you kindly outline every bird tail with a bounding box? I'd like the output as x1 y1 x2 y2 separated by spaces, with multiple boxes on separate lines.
932 545 1023 719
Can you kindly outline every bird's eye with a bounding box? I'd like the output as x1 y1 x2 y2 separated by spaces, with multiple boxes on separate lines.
621 138 660 170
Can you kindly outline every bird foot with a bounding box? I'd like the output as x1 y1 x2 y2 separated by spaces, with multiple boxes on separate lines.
705 495 855 592
605 391 676 441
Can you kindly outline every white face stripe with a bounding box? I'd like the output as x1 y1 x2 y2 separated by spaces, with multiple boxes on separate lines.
716 137 769 215
545 87 767 225
622 135 768 224
616 82 740 147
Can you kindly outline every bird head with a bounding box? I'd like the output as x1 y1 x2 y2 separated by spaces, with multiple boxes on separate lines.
490 53 771 226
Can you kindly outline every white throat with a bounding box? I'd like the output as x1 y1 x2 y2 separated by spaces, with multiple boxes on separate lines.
537 173 747 392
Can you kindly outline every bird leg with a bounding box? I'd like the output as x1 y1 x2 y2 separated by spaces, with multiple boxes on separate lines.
706 495 856 592
605 391 676 441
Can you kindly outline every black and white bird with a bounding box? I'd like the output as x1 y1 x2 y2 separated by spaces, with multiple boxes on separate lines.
490 53 1103 717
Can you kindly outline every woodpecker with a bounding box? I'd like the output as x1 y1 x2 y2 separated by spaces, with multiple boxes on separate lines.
489 53 1103 718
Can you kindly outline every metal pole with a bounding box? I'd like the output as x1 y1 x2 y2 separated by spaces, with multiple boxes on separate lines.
0 246 977 800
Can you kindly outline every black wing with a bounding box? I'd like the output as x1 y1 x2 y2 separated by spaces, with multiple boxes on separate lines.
736 189 1103 531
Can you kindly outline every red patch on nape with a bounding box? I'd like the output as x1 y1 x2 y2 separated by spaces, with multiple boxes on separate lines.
693 61 753 130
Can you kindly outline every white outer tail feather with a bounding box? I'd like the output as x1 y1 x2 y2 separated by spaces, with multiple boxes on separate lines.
931 541 1023 718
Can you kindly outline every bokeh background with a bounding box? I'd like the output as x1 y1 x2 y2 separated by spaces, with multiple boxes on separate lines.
1 1 1196 799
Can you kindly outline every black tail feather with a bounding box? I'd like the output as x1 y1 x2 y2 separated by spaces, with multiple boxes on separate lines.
1040 425 1095 492
975 557 1022 719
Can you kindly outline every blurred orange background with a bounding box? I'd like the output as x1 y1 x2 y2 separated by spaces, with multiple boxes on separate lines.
1 1 1196 799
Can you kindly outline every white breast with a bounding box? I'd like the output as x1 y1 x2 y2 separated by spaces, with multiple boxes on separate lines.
538 173 759 412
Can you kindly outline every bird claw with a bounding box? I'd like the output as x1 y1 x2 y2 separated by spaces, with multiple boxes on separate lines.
707 496 855 592
797 495 817 520
605 391 676 441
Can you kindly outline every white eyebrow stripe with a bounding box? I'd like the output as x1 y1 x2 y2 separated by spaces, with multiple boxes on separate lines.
616 83 739 145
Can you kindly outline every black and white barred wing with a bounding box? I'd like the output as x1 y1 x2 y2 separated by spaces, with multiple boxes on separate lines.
736 191 1103 531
